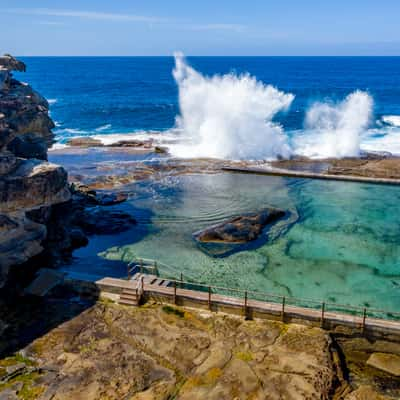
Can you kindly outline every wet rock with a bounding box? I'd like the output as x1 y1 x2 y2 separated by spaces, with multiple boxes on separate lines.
71 183 128 206
108 139 153 148
154 145 168 154
74 208 136 235
194 208 286 244
193 208 291 257
7 133 48 160
66 137 104 147
69 228 89 248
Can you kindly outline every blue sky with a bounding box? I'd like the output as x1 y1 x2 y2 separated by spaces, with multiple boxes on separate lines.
2 0 400 55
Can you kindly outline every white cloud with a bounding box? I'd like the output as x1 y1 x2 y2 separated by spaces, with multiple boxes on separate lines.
6 8 246 33
37 21 66 26
6 8 163 23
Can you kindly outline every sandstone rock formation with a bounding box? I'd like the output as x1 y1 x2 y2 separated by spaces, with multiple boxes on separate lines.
0 55 70 287
194 208 286 244
7 303 343 399
193 208 292 257
66 136 168 153
0 299 397 399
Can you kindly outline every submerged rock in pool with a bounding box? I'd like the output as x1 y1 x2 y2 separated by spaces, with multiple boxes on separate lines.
193 208 293 257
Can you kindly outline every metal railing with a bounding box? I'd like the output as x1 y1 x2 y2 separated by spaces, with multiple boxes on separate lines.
126 258 400 325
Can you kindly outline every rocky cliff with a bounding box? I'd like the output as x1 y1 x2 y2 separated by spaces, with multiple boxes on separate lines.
0 55 70 287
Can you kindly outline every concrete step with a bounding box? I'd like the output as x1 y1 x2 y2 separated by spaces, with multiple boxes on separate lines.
120 293 138 300
122 289 138 295
119 298 139 306
120 287 140 306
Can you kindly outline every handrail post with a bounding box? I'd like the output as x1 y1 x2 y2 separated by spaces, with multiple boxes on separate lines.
281 296 286 322
244 291 248 319
362 308 367 333
180 272 183 289
140 259 143 274
173 280 177 304
127 264 130 280
321 302 325 328
208 286 211 310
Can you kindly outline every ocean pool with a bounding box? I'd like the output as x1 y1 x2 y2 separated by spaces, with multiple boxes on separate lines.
68 172 400 313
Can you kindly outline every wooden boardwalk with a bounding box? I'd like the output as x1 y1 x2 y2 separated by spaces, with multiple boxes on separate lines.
222 166 400 186
62 270 400 337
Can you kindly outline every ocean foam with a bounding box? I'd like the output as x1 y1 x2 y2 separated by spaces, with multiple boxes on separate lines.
292 91 373 158
54 127 89 135
95 124 112 132
361 128 400 155
51 55 395 160
382 115 400 127
171 52 294 160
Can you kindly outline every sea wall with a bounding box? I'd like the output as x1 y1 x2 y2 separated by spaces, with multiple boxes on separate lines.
0 55 70 287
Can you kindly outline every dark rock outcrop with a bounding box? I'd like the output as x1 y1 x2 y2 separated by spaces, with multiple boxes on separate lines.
65 136 168 153
0 55 70 287
193 208 295 257
194 208 286 244
66 137 104 147
26 184 136 266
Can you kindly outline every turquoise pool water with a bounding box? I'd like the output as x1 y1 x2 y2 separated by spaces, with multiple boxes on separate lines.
73 172 400 312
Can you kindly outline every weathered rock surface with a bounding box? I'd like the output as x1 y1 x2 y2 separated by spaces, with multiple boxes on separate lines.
1 300 397 400
270 153 400 180
334 335 400 398
15 303 342 399
66 137 104 147
0 160 69 213
65 136 168 153
367 352 400 376
0 293 398 400
0 55 26 73
0 55 70 286
194 208 286 244
344 385 389 399
193 208 293 257
24 183 136 266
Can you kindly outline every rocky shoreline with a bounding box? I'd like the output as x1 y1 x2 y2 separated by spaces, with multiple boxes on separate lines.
0 294 399 400
1 56 400 400
0 56 136 288
0 55 71 287
270 153 400 180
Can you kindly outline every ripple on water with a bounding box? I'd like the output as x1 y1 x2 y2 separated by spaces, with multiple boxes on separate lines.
77 172 400 313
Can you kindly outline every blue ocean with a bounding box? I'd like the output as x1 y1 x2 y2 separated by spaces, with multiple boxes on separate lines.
14 56 400 313
17 56 400 156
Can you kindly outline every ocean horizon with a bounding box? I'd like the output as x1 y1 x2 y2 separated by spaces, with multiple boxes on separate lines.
15 55 400 158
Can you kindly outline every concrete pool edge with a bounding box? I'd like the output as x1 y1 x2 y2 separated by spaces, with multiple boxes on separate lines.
222 166 400 186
